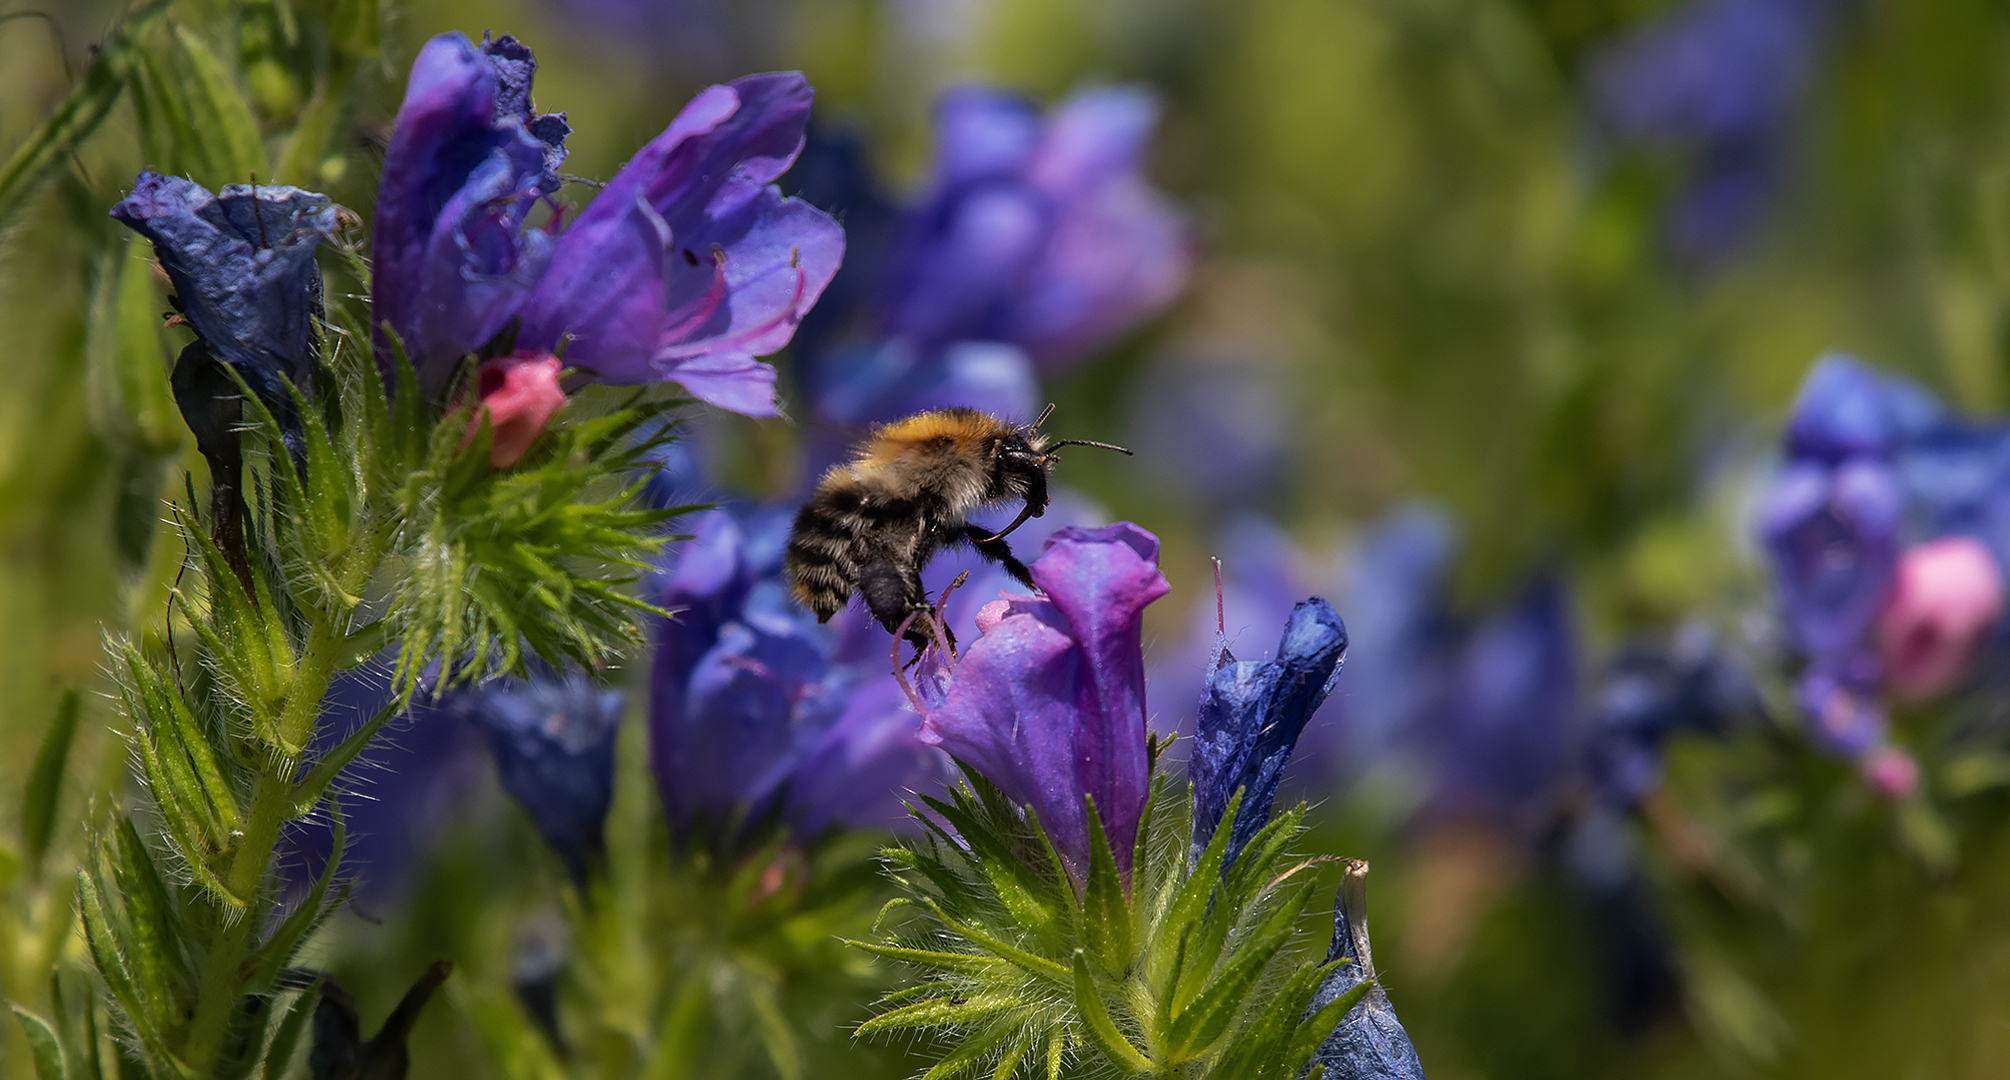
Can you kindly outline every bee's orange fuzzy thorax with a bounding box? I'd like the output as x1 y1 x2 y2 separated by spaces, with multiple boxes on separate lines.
861 409 1009 466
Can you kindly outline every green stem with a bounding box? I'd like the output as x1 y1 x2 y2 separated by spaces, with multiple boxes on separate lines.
180 544 377 1070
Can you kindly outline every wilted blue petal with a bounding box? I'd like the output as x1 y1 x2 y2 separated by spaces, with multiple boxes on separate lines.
1312 867 1427 1080
441 665 623 882
111 172 336 444
917 523 1168 879
1188 598 1347 870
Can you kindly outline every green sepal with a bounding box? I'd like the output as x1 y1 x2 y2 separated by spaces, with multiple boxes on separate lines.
20 689 79 876
1080 796 1132 979
917 792 1068 949
1163 880 1312 1064
9 1003 65 1080
846 941 1012 978
109 816 184 1028
1070 950 1152 1075
1282 972 1372 1071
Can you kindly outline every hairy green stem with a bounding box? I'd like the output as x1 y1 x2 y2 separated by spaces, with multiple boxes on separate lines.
181 541 378 1070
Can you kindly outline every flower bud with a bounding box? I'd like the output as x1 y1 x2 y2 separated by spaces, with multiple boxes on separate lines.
1861 744 1919 800
1877 536 2005 702
465 353 565 466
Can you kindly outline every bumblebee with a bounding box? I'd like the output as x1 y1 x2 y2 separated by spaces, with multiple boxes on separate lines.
785 405 1128 646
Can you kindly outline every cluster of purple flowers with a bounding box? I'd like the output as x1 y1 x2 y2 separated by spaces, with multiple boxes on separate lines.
1760 353 2010 794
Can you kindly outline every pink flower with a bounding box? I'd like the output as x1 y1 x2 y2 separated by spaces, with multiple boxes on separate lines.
1861 744 1919 800
464 353 565 466
1876 536 2006 702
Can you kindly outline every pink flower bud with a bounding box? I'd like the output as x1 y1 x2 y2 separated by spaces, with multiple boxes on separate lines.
1861 744 1919 800
463 353 565 466
1876 536 2006 702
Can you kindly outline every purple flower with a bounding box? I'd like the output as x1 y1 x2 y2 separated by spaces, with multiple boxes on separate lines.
880 86 1189 373
650 506 947 837
1590 0 1841 264
912 523 1169 881
111 172 338 449
439 664 623 882
1427 579 1579 834
1785 353 1942 464
1188 598 1347 870
373 33 843 414
1331 506 1459 778
1311 868 1425 1080
281 662 490 910
1761 459 1903 666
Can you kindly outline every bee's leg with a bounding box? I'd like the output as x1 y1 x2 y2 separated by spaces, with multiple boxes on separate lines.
964 524 1035 590
859 556 943 656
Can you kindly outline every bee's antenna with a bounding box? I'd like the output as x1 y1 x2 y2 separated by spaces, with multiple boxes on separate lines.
1048 439 1133 455
1033 403 1057 428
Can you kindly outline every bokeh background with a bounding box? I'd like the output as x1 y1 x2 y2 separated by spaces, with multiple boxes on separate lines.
9 0 2010 1077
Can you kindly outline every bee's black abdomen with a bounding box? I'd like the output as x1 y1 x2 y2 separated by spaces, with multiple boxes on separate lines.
785 491 867 620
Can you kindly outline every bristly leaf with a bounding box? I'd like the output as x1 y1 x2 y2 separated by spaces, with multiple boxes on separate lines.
1070 951 1152 1075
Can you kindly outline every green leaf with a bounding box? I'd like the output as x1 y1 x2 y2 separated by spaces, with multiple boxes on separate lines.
9 1003 65 1080
249 805 344 991
20 689 79 875
920 899 1071 986
846 941 1011 978
1282 974 1372 1071
0 0 172 222
919 1015 1023 1080
854 994 1019 1035
110 817 183 1026
261 984 317 1080
289 699 397 815
1070 951 1153 1075
85 233 180 458
1081 796 1132 979
1163 881 1311 1064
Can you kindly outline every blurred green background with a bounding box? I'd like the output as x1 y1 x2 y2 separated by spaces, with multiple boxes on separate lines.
10 0 2010 1076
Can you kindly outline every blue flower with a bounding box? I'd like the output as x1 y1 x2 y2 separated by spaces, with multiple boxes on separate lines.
439 664 624 882
1188 598 1347 870
1311 864 1426 1080
110 172 338 451
650 506 947 838
880 85 1189 373
1590 0 1842 264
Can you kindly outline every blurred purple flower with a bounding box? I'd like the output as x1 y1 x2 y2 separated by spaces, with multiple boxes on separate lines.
1127 360 1288 509
913 523 1169 881
1590 0 1841 264
1427 579 1579 835
1785 353 1942 463
1188 598 1347 870
1582 627 1757 809
281 663 490 910
439 664 624 882
881 86 1189 373
1329 506 1460 781
650 506 947 837
111 172 337 451
373 33 843 414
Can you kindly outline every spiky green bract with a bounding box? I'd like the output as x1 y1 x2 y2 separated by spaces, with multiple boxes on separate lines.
72 237 691 1075
857 745 1364 1080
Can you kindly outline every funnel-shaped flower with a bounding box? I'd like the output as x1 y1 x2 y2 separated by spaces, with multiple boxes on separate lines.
440 664 623 882
374 33 843 414
1761 458 1904 665
882 87 1188 372
111 172 337 449
1312 863 1426 1080
1188 597 1347 870
914 523 1169 879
